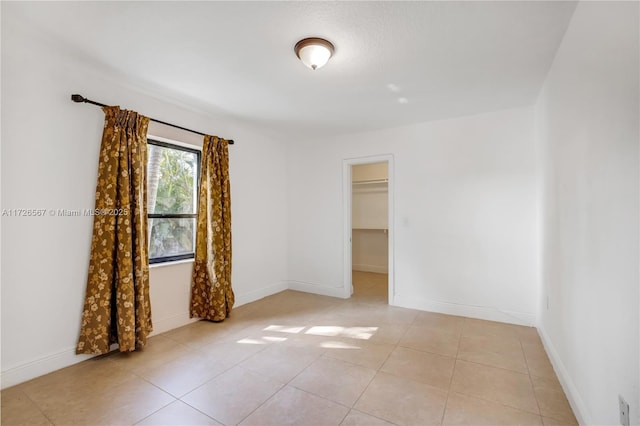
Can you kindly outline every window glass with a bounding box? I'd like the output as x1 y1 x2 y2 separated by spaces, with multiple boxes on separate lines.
147 139 200 264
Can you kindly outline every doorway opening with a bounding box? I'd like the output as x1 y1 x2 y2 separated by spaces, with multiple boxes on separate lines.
343 155 394 304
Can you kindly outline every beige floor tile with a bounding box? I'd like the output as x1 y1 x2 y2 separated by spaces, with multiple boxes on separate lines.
182 366 282 425
20 359 175 425
135 400 222 425
380 346 455 390
531 376 577 424
109 334 191 373
367 324 410 345
352 273 388 304
352 294 388 305
301 316 408 346
329 303 417 326
457 334 528 373
169 313 259 349
372 328 409 346
204 322 290 345
240 386 350 426
542 416 579 425
443 392 543 425
463 318 521 341
363 305 419 326
517 326 543 345
291 356 376 407
524 346 557 379
198 338 269 367
280 330 339 352
355 372 448 426
259 323 309 335
519 332 545 348
240 344 322 383
451 359 539 415
1 387 52 426
243 312 291 328
136 350 232 397
18 358 124 396
353 271 388 295
303 322 382 340
264 292 339 316
163 320 242 349
340 409 397 426
325 339 395 370
412 311 464 335
399 324 460 357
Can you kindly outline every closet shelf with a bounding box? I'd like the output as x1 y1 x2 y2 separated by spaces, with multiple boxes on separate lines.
352 227 388 232
352 179 388 185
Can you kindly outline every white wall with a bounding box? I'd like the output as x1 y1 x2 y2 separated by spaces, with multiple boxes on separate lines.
287 106 539 324
1 13 288 388
535 2 639 424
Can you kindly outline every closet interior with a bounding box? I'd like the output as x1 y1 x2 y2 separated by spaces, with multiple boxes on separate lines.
351 162 389 302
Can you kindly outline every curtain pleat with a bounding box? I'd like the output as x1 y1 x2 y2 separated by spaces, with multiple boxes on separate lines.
76 106 152 354
190 135 234 321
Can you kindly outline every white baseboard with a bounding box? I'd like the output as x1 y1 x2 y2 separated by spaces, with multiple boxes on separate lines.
1 346 94 390
287 280 346 298
353 264 388 274
234 281 289 306
393 294 536 326
537 325 590 425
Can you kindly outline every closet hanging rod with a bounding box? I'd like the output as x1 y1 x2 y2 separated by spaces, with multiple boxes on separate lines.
71 94 235 144
352 179 388 185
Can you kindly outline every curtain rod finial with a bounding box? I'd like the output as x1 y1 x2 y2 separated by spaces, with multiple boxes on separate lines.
71 94 86 103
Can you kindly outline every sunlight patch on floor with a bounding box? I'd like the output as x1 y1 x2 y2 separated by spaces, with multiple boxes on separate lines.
320 341 361 349
262 325 306 334
237 336 287 344
305 326 378 340
240 324 381 347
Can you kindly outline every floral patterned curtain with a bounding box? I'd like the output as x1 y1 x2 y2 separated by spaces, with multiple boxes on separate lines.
190 135 234 321
76 106 152 354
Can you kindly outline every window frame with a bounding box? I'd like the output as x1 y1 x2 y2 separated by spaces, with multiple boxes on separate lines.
147 138 201 265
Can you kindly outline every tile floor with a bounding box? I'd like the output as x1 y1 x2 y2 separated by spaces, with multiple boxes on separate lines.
1 272 577 425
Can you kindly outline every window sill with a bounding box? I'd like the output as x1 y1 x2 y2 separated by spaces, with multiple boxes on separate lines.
149 258 194 269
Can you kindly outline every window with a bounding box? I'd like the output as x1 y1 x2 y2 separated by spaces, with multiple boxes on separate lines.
147 139 200 264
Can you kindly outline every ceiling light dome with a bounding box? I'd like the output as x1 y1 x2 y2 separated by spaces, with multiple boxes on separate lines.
294 37 334 70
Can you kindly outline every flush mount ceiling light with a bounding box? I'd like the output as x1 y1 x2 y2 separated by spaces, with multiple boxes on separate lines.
294 37 334 70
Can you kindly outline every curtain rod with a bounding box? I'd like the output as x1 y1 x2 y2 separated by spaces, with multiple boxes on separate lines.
71 94 235 145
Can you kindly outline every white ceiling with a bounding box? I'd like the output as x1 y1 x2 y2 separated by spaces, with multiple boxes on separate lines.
6 1 577 137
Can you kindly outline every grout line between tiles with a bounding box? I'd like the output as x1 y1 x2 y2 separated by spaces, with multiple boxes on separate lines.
452 357 532 375
18 387 57 426
233 381 286 426
446 390 548 422
345 408 401 426
519 331 544 419
178 391 233 425
349 358 384 410
124 376 179 423
450 373 541 417
131 399 178 425
336 405 351 426
440 317 464 425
